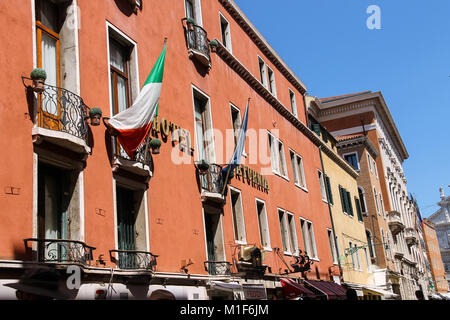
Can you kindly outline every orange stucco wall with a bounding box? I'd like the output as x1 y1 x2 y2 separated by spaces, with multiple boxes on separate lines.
0 0 334 280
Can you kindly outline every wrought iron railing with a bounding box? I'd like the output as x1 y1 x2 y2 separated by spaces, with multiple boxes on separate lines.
113 136 153 167
204 261 231 276
182 18 211 66
109 249 158 271
23 78 90 142
24 238 96 266
197 163 225 194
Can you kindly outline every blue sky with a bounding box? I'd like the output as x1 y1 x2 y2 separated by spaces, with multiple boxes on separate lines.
234 0 450 217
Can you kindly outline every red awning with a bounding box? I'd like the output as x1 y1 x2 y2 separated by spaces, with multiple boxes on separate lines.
305 280 347 300
280 278 316 299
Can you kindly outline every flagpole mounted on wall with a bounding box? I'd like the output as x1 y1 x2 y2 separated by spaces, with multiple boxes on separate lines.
221 97 251 196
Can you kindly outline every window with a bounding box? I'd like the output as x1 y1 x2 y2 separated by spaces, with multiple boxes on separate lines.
358 187 367 215
363 247 371 272
349 241 356 269
373 160 378 178
367 154 372 172
354 244 361 270
289 150 307 189
258 57 267 88
366 230 376 259
193 89 214 162
267 66 276 97
339 185 353 216
289 89 298 117
318 170 327 202
36 0 60 89
344 152 359 171
219 13 232 52
355 196 363 222
268 133 288 178
230 104 241 148
287 213 299 255
328 229 338 264
300 218 318 259
374 187 380 213
256 200 271 249
185 0 202 25
278 209 290 253
324 175 333 205
230 188 246 243
379 193 385 216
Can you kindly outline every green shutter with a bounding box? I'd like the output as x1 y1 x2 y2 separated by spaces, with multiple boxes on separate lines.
325 175 333 205
347 191 353 216
339 186 345 213
355 197 363 222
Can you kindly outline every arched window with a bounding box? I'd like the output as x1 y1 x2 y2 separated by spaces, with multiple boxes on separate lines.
366 230 375 259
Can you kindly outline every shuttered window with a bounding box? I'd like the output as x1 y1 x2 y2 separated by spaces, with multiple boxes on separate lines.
355 197 363 222
325 175 333 205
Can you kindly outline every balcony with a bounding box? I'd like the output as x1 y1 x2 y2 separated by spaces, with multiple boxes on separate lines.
404 227 417 246
232 245 268 279
112 137 153 179
109 249 158 271
204 261 231 276
24 238 95 266
387 210 405 235
24 78 91 156
393 246 404 260
196 163 225 203
182 18 211 70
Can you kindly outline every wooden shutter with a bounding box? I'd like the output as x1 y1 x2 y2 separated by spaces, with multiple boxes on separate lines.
346 191 353 216
325 175 333 205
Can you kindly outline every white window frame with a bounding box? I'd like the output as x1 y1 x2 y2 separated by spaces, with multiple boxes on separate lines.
374 186 380 214
255 198 271 250
289 88 298 117
229 186 247 244
373 160 378 179
358 186 368 216
367 153 372 173
258 56 268 88
287 212 299 256
318 170 327 202
268 132 288 180
289 149 307 190
354 243 361 271
184 0 203 26
267 65 277 97
363 247 371 272
191 85 216 163
327 229 338 265
343 151 360 171
379 193 385 217
278 209 291 254
218 12 232 52
300 218 319 260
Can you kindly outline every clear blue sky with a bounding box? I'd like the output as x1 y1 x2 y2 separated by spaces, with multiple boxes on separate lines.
234 0 450 217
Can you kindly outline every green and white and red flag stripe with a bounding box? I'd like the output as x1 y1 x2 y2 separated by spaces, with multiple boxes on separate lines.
107 42 166 158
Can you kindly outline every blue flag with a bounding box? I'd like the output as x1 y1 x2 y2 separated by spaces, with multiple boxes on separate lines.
222 99 250 178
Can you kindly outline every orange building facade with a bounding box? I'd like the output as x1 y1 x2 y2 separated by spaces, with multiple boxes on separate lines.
0 0 345 300
422 219 449 294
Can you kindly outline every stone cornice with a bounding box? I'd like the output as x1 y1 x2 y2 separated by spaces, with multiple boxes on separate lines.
336 135 379 159
218 0 307 95
319 92 408 160
211 41 358 179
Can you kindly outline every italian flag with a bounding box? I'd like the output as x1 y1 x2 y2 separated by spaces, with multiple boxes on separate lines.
107 42 166 158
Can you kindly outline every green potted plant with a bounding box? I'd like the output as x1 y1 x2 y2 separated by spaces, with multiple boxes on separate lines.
196 159 210 174
30 68 47 93
88 107 102 126
149 138 162 154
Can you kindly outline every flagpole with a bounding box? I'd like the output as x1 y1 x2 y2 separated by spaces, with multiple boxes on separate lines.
221 98 250 196
142 37 168 163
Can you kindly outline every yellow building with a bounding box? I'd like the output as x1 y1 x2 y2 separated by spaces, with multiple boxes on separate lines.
307 96 373 299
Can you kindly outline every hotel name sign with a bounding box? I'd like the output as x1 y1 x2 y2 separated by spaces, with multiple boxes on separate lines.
151 115 194 155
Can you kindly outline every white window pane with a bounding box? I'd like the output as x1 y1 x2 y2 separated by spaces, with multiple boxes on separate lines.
41 33 58 90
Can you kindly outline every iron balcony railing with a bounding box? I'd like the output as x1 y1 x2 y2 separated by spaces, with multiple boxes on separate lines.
182 18 211 68
24 238 96 266
109 249 158 271
113 136 153 167
24 78 90 142
197 163 225 194
204 261 231 276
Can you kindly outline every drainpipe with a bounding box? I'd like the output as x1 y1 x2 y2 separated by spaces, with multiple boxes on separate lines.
318 145 344 283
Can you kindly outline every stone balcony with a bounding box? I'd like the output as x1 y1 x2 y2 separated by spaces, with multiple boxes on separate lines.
387 210 405 235
404 227 418 246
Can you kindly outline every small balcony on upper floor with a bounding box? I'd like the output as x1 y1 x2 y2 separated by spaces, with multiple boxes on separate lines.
109 249 158 272
387 210 405 235
23 77 92 158
404 227 418 246
195 162 226 203
24 238 96 267
182 18 211 71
